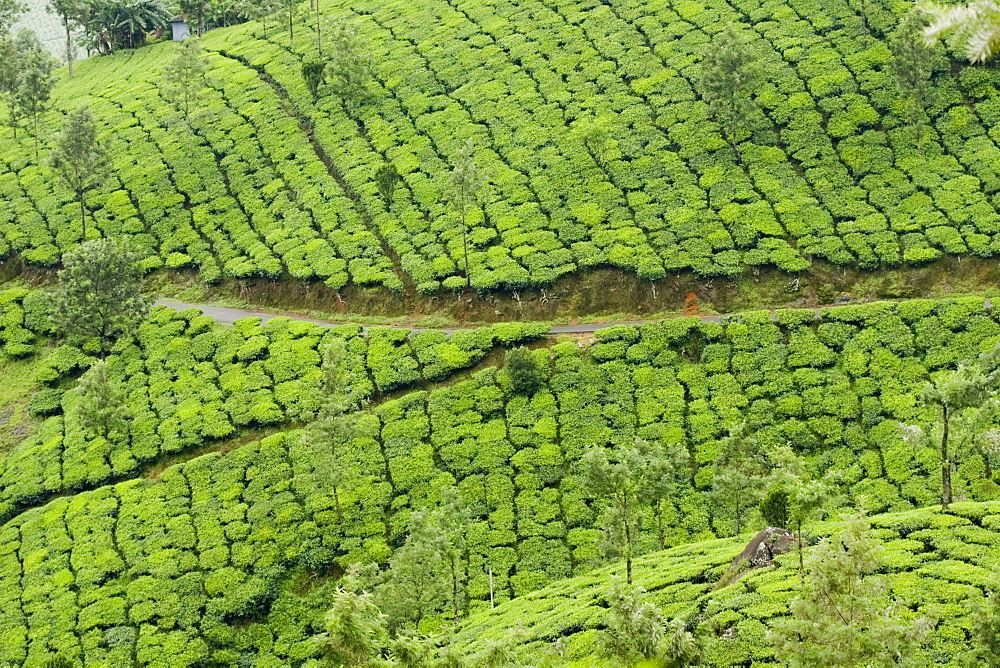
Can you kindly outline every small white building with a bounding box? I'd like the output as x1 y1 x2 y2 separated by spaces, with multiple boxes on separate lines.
170 20 190 41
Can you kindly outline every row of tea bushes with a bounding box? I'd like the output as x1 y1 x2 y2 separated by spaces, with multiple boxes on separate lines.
0 291 548 523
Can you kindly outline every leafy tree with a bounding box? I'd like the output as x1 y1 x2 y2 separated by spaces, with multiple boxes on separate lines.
758 487 790 529
301 59 325 100
376 510 449 632
163 37 211 124
300 339 359 526
0 0 25 34
50 237 152 358
504 346 543 395
47 0 85 76
699 24 762 162
310 568 389 666
922 0 1000 63
15 30 58 160
769 515 930 666
177 0 205 36
967 577 1000 666
891 11 935 150
325 19 373 110
638 438 690 551
762 445 829 582
82 0 170 54
0 34 23 137
374 161 402 211
448 140 487 288
74 360 130 455
236 0 281 36
436 486 471 621
582 441 659 584
601 579 700 667
901 361 994 510
50 104 112 238
710 423 767 536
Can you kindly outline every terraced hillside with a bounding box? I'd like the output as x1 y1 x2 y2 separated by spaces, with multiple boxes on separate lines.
4 0 1000 293
5 291 1000 663
455 502 1000 666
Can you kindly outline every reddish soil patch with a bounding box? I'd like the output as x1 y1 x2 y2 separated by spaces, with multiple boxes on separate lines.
683 291 700 317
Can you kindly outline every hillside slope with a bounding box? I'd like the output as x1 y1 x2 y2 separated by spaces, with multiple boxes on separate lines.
5 292 1000 663
4 0 1000 292
455 502 1000 666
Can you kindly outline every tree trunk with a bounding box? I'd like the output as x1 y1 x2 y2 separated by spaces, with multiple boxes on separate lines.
942 405 952 510
316 2 322 57
80 193 87 241
450 556 460 621
65 24 74 77
489 567 495 609
461 203 471 287
656 499 664 550
623 495 633 584
797 518 804 584
985 451 993 481
288 5 293 41
332 484 344 526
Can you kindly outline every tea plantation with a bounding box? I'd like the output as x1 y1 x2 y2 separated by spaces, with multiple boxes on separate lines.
455 502 1000 665
7 0 1000 661
5 0 1000 290
4 290 1000 663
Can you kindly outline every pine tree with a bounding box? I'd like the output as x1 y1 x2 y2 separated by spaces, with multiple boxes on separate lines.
50 105 112 239
922 0 1000 63
902 362 994 510
769 515 930 666
699 24 762 162
601 579 701 667
310 568 389 666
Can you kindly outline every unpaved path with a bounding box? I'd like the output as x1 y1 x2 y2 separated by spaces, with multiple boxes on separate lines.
155 296 994 334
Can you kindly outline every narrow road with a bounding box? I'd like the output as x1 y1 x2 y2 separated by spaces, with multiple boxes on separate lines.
156 297 994 334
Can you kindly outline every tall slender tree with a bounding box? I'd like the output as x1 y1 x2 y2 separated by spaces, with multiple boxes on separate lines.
699 24 762 162
15 30 58 159
50 105 111 238
325 19 373 111
47 0 84 76
162 37 211 124
448 141 487 288
892 11 936 150
902 362 994 510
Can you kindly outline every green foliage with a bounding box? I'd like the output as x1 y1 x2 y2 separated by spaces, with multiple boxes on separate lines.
769 515 931 666
504 346 543 396
0 0 25 34
891 11 935 149
758 488 789 529
50 237 153 357
375 162 402 211
698 24 762 160
162 37 211 123
301 59 325 100
310 570 389 666
49 105 111 238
